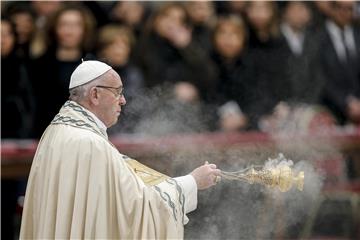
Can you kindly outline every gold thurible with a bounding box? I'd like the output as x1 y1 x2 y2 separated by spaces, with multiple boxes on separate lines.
221 165 304 192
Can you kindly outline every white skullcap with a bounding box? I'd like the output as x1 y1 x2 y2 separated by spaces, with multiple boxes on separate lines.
69 60 112 89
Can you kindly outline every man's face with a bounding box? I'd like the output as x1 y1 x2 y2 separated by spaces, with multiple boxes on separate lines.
332 1 354 27
284 2 311 31
96 70 126 128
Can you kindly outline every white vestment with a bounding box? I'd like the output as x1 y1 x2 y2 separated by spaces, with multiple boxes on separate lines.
20 101 197 239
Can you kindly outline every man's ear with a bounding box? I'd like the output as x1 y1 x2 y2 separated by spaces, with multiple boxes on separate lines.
89 87 100 105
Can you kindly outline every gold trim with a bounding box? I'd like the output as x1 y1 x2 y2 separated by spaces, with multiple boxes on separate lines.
126 159 169 186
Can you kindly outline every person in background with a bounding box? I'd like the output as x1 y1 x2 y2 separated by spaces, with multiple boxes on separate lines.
211 15 253 132
184 1 216 53
319 1 360 125
244 1 282 49
31 0 63 28
96 24 145 134
30 0 63 58
134 3 219 134
110 1 149 38
317 1 360 184
137 2 217 104
262 1 336 134
82 1 110 28
215 1 247 18
20 60 221 239
31 3 96 137
1 17 35 240
1 17 35 139
243 1 291 130
313 1 334 29
280 1 324 104
4 2 37 61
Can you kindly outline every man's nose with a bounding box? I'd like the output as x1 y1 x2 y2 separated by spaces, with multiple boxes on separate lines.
119 95 126 106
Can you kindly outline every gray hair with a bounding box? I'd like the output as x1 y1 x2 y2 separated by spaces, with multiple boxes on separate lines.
69 85 87 102
68 70 113 103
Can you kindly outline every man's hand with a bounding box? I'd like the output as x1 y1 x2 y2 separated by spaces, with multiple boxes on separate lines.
174 82 199 103
190 162 221 190
167 25 192 48
347 96 360 124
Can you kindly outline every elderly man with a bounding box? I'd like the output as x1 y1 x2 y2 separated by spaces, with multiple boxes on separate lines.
20 60 221 239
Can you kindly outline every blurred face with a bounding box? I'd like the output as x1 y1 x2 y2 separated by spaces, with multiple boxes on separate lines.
332 1 354 27
11 12 35 44
1 21 15 57
284 2 311 30
101 36 130 67
56 10 84 48
155 6 186 38
186 1 213 24
246 1 274 31
112 1 144 26
228 1 247 14
32 1 62 17
96 70 126 127
214 21 245 59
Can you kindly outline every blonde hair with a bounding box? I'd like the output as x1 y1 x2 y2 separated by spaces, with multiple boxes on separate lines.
97 24 135 52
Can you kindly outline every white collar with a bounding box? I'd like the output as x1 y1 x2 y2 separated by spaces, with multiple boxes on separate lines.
280 23 305 56
326 20 356 60
82 107 108 137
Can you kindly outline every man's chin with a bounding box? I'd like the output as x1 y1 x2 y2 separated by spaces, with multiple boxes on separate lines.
114 115 121 124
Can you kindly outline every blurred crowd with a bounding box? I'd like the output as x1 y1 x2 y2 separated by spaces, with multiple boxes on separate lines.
2 1 360 139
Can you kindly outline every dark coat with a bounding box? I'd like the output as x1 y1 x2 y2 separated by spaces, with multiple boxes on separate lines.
211 51 255 111
1 52 35 138
137 32 218 102
281 27 325 105
30 49 84 137
318 23 360 124
245 35 292 128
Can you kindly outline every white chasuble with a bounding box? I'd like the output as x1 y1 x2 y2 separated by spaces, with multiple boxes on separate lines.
20 101 195 239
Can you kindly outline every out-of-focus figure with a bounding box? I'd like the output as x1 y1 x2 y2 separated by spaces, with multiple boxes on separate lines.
211 15 253 132
319 1 360 125
245 1 282 48
4 2 36 60
1 17 35 240
1 17 35 138
31 4 96 137
184 1 216 53
110 1 148 38
30 0 63 57
133 3 218 135
31 0 62 28
137 2 217 103
243 1 290 129
280 1 324 105
313 1 333 28
215 1 247 18
96 25 145 134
